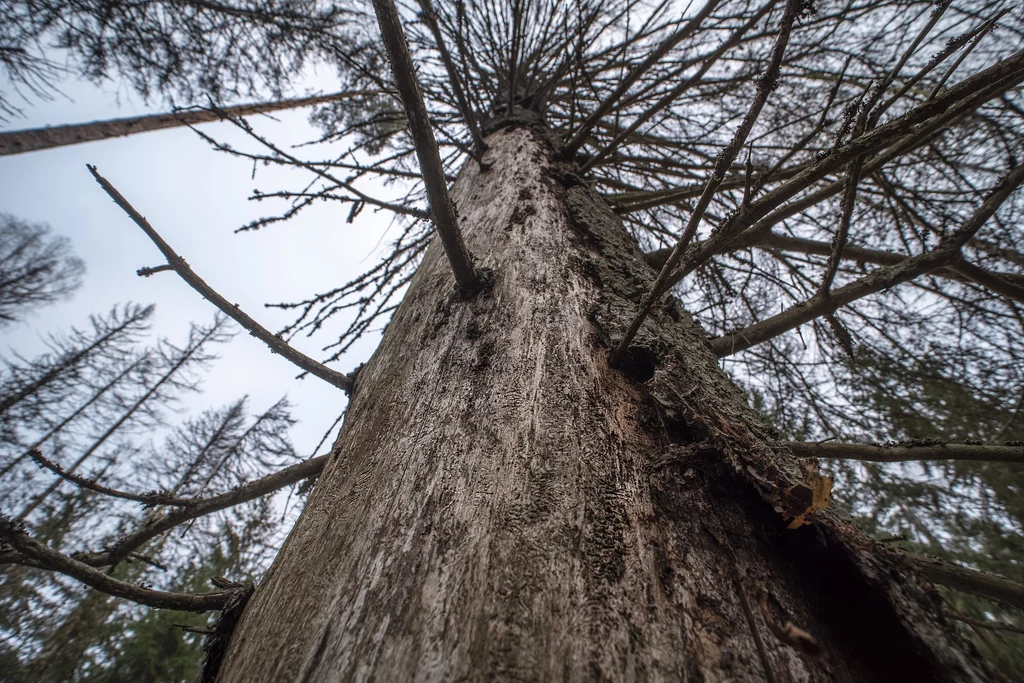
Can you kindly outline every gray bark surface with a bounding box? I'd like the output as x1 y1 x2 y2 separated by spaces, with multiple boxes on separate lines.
215 122 996 682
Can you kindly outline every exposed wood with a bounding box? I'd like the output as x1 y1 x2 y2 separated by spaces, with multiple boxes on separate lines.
214 123 995 683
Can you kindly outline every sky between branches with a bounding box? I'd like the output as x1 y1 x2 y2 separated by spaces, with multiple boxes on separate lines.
0 65 390 456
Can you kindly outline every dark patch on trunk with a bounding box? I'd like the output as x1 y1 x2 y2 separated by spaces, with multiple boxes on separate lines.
201 583 255 683
616 345 658 383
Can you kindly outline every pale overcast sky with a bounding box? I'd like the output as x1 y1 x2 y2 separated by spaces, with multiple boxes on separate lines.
0 71 399 457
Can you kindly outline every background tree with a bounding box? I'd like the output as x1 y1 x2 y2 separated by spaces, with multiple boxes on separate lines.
3 0 1024 680
0 0 362 118
0 215 84 326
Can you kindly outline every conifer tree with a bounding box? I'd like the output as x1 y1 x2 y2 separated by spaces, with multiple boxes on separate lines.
3 0 1024 680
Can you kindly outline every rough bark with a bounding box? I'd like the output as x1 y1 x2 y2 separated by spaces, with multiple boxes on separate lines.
214 120 997 682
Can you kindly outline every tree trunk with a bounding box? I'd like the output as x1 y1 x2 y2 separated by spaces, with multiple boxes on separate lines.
214 120 996 682
0 91 365 157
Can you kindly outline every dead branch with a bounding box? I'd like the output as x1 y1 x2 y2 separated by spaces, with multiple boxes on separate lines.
914 554 1024 611
0 90 372 157
786 441 1024 464
87 165 356 394
0 517 236 611
372 0 481 295
72 454 327 569
612 0 803 365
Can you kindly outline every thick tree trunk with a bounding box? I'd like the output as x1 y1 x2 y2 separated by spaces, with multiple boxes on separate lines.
215 120 996 682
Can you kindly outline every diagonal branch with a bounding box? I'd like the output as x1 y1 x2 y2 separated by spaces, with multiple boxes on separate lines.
673 48 1024 284
87 165 356 394
786 441 1024 464
0 90 373 157
612 0 802 364
561 0 723 159
70 454 328 569
913 554 1024 611
0 517 237 611
372 0 482 295
415 0 485 155
27 448 195 506
711 163 1024 357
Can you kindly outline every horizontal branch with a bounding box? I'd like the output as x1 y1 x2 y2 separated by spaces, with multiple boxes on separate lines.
87 165 356 394
786 441 1024 464
73 454 327 568
0 518 236 611
645 233 1024 304
0 91 369 156
914 555 1024 611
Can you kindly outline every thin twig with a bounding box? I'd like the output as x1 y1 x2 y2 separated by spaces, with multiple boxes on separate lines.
786 441 1024 464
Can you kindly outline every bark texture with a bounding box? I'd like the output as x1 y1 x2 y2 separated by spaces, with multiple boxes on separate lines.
215 121 997 682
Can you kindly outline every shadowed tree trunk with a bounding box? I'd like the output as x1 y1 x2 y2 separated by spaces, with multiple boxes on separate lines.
215 119 994 681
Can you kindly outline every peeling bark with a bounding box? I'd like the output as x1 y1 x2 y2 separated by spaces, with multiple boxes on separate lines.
214 121 998 682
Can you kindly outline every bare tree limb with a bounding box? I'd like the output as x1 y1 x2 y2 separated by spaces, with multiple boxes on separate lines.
27 448 195 506
0 517 237 611
0 91 372 157
786 441 1024 464
372 0 482 295
87 165 356 394
913 554 1024 611
673 48 1024 283
72 454 328 569
711 163 1024 357
414 0 485 155
644 233 1024 304
561 0 723 159
612 0 802 364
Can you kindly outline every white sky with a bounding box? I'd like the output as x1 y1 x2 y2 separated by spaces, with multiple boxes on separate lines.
0 74 397 458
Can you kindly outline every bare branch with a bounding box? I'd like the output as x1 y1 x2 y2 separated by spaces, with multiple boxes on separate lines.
612 0 803 364
913 554 1024 611
711 163 1024 357
0 91 372 157
72 454 328 569
415 0 485 155
561 0 723 159
87 165 356 394
0 517 236 611
786 441 1024 464
27 448 194 506
372 0 481 295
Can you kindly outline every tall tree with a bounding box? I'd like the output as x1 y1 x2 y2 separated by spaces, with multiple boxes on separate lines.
0 215 84 326
4 0 1024 680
